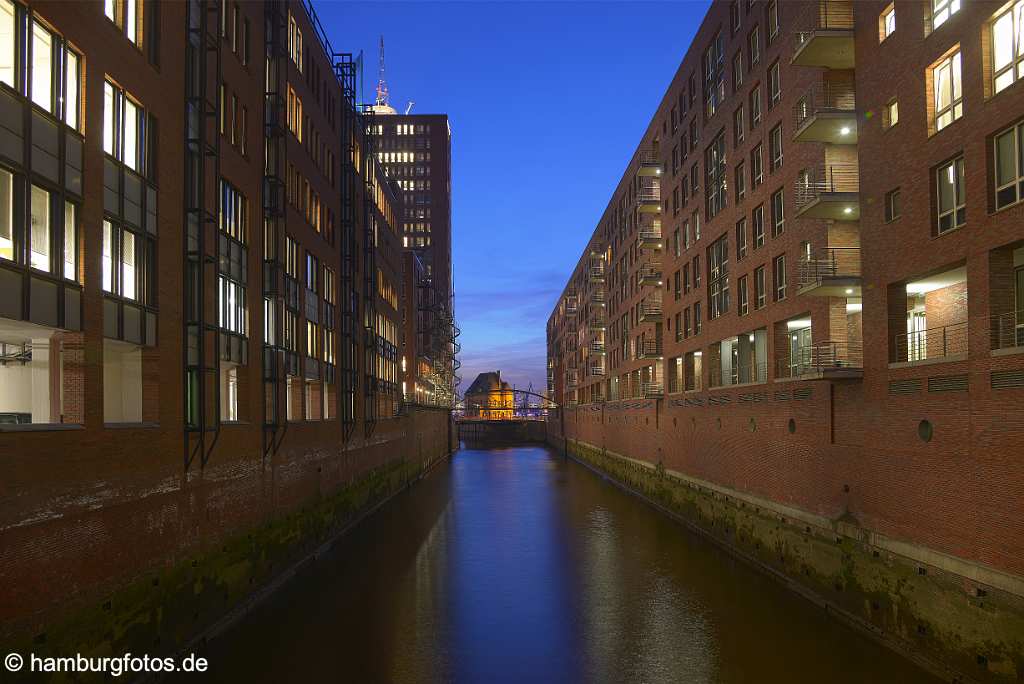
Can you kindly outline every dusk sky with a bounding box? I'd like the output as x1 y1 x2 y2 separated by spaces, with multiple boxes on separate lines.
315 1 710 394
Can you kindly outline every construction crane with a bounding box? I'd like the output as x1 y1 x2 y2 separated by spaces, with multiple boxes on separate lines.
404 101 415 115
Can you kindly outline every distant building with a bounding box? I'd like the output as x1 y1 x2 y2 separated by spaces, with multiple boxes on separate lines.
464 371 514 420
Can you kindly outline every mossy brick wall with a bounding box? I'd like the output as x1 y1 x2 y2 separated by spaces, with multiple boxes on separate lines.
566 439 1024 683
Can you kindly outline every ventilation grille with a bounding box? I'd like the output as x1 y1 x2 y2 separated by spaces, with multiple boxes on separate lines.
708 395 732 406
992 369 1024 390
684 397 705 407
739 392 768 403
774 391 792 402
794 388 813 400
927 374 968 393
889 379 922 395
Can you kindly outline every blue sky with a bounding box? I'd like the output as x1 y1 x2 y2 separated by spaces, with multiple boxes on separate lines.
313 1 709 393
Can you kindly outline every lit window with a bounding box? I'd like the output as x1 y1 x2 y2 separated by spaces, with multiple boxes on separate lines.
288 13 303 72
104 80 146 172
932 0 960 30
122 229 136 300
881 5 896 40
103 82 115 155
64 50 79 129
64 201 76 281
933 51 962 131
123 98 139 170
29 185 49 272
106 0 141 46
0 0 14 88
886 99 899 127
992 1 1024 94
994 121 1024 210
31 21 52 112
936 156 965 233
0 168 11 261
102 220 113 292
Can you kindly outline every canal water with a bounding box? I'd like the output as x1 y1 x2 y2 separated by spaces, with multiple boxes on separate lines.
192 445 936 683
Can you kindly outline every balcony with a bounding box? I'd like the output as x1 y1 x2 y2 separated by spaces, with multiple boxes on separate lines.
590 365 606 377
638 339 663 359
638 263 663 287
992 312 1024 352
793 82 857 144
588 261 606 284
590 290 606 307
641 382 664 398
589 315 607 331
637 149 662 177
639 298 663 323
892 321 967 365
777 341 864 379
638 225 663 249
792 0 854 69
635 180 661 214
794 163 859 220
566 370 579 388
590 340 607 355
708 362 768 388
797 247 861 296
565 295 579 314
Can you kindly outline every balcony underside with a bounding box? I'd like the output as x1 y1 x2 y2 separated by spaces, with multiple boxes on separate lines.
637 200 661 214
781 366 863 381
638 312 662 323
637 162 662 177
795 192 859 220
639 236 663 249
792 31 855 69
798 276 862 297
794 111 858 144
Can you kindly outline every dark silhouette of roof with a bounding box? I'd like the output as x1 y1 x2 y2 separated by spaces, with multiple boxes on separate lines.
465 371 511 396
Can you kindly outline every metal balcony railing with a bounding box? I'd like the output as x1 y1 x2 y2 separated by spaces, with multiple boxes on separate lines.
708 362 768 388
892 322 968 363
565 295 579 314
566 370 579 387
639 298 663 321
641 382 664 398
794 0 854 51
638 263 663 285
638 339 663 359
591 290 606 305
638 149 662 175
797 247 861 288
589 315 607 330
590 340 606 354
589 262 606 282
639 226 663 244
794 163 860 211
778 341 864 378
991 311 1024 350
793 82 856 130
636 179 661 206
590 365 606 377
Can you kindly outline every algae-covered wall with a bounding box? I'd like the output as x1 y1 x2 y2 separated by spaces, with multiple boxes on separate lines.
564 438 1024 684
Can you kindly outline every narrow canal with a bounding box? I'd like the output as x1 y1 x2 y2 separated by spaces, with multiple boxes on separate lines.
193 445 936 683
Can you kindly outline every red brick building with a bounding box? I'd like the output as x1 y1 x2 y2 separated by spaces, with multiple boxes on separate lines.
0 0 451 657
548 0 1024 678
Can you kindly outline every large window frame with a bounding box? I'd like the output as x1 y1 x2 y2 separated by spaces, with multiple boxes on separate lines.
933 50 963 132
104 80 147 173
936 156 965 233
992 1 1024 95
995 121 1024 210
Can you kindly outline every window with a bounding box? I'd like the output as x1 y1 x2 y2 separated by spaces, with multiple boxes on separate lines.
63 201 76 281
30 21 52 112
683 263 691 293
733 52 744 92
29 185 49 272
0 169 11 261
735 162 746 202
767 1 779 42
692 209 701 241
738 275 749 315
703 32 726 118
736 218 747 260
749 26 761 66
885 99 899 128
992 1 1024 94
995 122 1024 209
751 144 763 187
885 188 901 221
773 255 787 301
933 50 963 131
705 132 727 219
288 12 303 71
936 156 965 233
733 105 745 145
754 265 766 308
708 235 730 320
731 0 741 33
932 0 960 30
769 124 783 171
880 4 896 41
287 86 302 141
105 0 142 47
0 0 13 89
694 301 702 335
750 85 762 127
684 308 691 337
103 220 149 303
752 204 765 247
768 62 781 109
771 188 785 236
673 270 681 300
104 81 146 173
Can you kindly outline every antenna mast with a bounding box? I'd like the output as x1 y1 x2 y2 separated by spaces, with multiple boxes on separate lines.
375 35 389 108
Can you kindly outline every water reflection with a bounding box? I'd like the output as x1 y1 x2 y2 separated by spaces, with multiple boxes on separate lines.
191 446 936 683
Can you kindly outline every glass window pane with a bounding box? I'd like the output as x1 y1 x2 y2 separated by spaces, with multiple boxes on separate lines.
63 202 75 280
124 99 138 170
938 163 954 211
30 185 50 271
102 220 113 292
0 0 15 88
103 82 115 155
0 168 11 261
935 63 949 111
122 230 136 299
105 0 116 22
997 130 1017 186
31 21 52 112
994 12 1014 71
951 52 962 100
64 51 78 129
125 0 137 44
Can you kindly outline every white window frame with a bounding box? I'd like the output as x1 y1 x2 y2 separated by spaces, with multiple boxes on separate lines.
992 1 1024 95
994 121 1024 210
932 0 961 30
933 50 962 131
935 156 965 233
